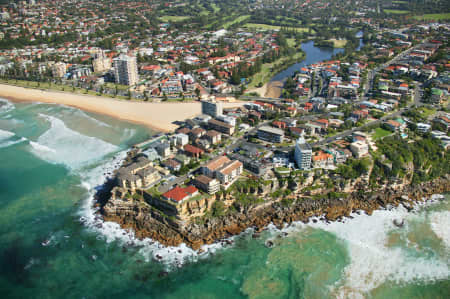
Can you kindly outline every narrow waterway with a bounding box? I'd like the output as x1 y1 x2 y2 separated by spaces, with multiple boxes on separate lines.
266 31 364 98
271 41 344 82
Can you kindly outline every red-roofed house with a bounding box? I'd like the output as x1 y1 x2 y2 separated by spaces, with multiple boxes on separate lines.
184 144 204 158
162 186 199 204
272 121 287 129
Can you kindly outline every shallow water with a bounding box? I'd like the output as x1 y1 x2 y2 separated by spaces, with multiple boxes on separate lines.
0 98 448 298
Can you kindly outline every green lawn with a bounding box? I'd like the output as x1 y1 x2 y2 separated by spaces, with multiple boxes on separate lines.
104 82 130 90
159 15 191 22
373 128 392 140
413 13 450 20
275 167 291 173
326 39 347 48
247 51 305 89
222 15 250 29
384 9 410 14
244 23 314 33
418 107 436 119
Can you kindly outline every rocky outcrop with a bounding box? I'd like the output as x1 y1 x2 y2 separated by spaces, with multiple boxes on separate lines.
101 175 450 250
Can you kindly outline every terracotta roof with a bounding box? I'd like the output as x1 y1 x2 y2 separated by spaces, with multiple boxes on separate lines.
204 156 230 171
194 175 214 185
163 186 198 202
218 160 242 176
206 130 220 137
313 151 333 161
184 144 204 154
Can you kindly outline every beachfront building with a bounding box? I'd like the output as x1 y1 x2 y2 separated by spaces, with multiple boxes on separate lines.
201 100 223 117
294 137 312 170
113 54 139 86
93 50 111 73
116 156 161 191
52 62 67 78
257 126 284 143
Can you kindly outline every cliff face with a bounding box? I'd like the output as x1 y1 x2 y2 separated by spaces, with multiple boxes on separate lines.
102 175 450 250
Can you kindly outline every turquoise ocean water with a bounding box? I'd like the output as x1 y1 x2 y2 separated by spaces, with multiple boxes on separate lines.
0 97 449 298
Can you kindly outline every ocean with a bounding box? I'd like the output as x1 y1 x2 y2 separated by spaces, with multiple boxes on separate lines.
0 97 449 298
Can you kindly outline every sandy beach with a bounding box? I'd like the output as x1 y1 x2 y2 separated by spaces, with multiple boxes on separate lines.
0 84 244 132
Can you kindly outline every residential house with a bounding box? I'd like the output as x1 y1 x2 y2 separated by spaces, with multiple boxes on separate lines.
205 130 221 145
350 141 369 158
312 151 334 168
183 144 204 158
162 159 181 172
162 186 199 204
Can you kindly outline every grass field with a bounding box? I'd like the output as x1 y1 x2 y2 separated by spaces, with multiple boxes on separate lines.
247 51 305 89
222 15 250 29
418 107 436 119
326 39 347 48
244 23 314 33
159 15 191 22
384 9 410 14
413 13 450 20
373 128 392 140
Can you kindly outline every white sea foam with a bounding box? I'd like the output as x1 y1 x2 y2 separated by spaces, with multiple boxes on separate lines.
29 140 56 153
430 211 450 249
0 98 14 114
0 137 27 148
304 204 450 298
0 128 15 141
29 114 118 170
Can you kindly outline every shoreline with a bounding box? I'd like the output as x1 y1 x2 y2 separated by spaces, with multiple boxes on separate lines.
101 174 450 250
0 84 244 132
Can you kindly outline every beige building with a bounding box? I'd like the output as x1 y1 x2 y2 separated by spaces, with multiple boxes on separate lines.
193 175 220 194
201 156 243 189
52 62 66 78
116 156 161 191
350 141 369 159
113 54 139 86
93 50 111 73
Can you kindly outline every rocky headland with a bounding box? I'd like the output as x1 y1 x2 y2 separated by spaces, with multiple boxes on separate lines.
100 173 450 250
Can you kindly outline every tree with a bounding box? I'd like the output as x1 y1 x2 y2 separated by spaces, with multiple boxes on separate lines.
195 88 200 99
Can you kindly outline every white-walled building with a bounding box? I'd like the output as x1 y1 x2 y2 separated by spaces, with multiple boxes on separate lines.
113 54 139 86
294 137 312 170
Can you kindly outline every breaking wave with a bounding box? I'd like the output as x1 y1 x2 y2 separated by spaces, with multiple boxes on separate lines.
0 98 15 114
294 201 450 298
29 114 118 170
